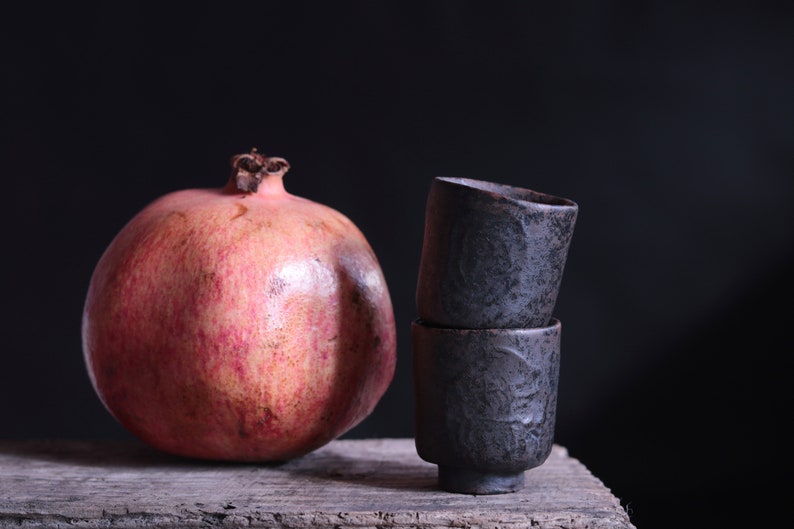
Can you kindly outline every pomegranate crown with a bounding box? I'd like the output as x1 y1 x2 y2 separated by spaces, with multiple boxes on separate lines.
229 148 290 193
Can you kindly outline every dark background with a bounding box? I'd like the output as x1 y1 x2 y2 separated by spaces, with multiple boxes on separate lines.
2 1 792 527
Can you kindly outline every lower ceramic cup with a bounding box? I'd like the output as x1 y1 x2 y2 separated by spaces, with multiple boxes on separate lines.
412 318 561 494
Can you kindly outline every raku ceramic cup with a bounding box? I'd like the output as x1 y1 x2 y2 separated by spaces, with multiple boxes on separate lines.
412 318 562 494
416 177 578 330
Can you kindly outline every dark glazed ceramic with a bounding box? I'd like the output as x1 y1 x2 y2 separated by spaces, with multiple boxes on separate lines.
412 319 561 494
416 177 578 329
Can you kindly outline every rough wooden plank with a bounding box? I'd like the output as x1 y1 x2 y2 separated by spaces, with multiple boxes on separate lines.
0 438 635 528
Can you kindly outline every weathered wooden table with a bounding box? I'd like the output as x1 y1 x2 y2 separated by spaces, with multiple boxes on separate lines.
0 438 634 528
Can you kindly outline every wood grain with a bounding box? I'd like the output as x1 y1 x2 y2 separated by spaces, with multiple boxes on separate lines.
0 438 635 528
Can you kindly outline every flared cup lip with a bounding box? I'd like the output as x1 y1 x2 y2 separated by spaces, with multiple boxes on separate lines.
434 176 577 210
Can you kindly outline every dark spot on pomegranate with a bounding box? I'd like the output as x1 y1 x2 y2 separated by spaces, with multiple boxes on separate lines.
231 203 248 220
237 418 249 438
169 211 188 221
238 407 277 437
258 407 275 426
267 277 287 296
306 219 333 232
351 288 361 305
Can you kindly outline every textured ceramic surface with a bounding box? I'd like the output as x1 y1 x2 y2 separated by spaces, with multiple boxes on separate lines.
416 177 577 329
412 319 561 494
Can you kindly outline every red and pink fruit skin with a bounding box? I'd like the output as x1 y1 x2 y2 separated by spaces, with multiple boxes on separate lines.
82 163 397 462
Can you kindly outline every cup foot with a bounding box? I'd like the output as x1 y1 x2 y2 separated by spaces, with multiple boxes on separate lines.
438 465 525 495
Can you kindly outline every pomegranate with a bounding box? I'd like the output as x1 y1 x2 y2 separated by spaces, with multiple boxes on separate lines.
82 150 397 461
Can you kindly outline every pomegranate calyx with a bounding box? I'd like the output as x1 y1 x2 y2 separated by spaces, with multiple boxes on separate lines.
229 148 290 193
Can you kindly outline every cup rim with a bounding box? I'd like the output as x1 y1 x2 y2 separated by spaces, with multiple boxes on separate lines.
434 176 577 210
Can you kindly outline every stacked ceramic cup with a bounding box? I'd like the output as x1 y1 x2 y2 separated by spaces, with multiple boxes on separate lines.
412 176 578 494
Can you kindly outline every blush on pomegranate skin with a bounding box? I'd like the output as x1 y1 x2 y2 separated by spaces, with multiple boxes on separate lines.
82 150 397 462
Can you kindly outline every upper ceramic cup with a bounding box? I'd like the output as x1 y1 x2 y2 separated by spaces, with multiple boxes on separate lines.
416 177 578 329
